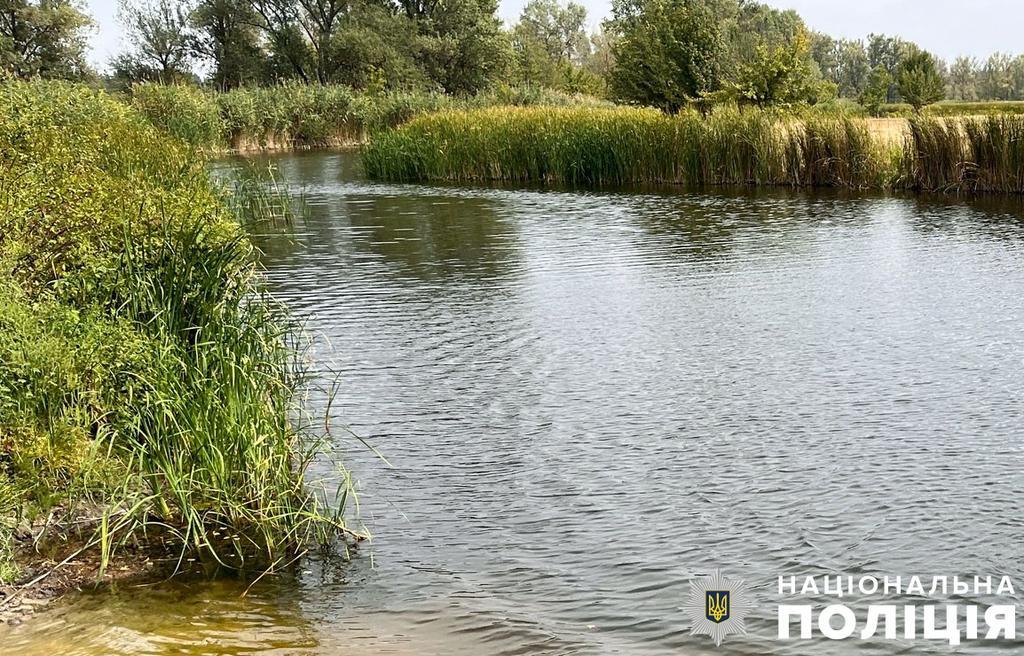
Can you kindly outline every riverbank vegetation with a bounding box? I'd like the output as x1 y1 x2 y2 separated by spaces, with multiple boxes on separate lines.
7 0 1024 119
129 82 608 150
0 81 356 587
363 106 1024 194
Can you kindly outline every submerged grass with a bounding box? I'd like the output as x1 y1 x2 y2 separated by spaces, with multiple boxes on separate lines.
363 106 1024 194
0 80 355 582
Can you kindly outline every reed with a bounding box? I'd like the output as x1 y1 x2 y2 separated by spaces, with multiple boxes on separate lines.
0 80 354 580
363 106 892 189
902 115 1024 193
128 83 611 152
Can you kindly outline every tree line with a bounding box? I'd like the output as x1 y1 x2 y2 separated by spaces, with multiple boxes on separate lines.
3 0 1024 111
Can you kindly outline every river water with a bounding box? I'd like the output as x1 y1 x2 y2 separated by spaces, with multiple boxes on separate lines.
6 150 1024 655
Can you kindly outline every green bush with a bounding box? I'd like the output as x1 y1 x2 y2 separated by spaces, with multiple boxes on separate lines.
0 80 352 576
130 83 226 148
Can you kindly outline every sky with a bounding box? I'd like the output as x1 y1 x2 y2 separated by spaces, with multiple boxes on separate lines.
84 0 1024 70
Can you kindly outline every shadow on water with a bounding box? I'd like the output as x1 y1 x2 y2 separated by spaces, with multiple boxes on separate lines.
339 192 514 281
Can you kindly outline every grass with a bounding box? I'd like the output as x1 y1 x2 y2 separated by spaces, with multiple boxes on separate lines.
905 115 1024 193
363 106 896 189
130 82 611 151
0 80 355 582
363 105 1024 194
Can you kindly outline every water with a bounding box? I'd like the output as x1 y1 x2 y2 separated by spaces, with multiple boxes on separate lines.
7 150 1024 655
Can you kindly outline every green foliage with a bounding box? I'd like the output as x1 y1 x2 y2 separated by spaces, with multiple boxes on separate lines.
607 0 722 112
0 80 353 572
0 0 93 80
190 0 266 91
364 103 1024 194
116 0 195 84
362 105 889 188
130 82 226 146
860 65 893 116
898 48 945 111
724 29 834 108
127 81 609 150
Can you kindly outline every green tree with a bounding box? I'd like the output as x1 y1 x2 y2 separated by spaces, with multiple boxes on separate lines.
117 0 194 83
517 0 588 63
866 33 908 102
0 0 93 79
510 0 590 89
859 64 891 115
897 47 945 111
979 52 1013 100
191 0 265 89
606 0 722 112
727 28 833 107
948 55 977 101
411 0 511 95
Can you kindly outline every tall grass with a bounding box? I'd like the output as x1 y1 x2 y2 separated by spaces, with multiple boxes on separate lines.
363 106 892 189
903 116 1024 193
364 106 1024 194
129 82 611 151
0 80 354 579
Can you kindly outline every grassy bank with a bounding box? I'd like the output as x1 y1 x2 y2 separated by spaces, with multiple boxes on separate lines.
362 106 1024 194
130 83 611 152
0 81 354 587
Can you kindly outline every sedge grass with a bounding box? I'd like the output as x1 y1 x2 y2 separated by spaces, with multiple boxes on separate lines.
364 105 1024 195
1 80 357 578
363 106 892 189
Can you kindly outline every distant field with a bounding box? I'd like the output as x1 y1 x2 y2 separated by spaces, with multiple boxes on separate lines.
865 117 909 144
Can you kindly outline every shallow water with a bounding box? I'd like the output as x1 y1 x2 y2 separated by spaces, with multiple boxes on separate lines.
7 151 1024 655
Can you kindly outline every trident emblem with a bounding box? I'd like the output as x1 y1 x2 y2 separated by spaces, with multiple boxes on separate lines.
706 590 730 623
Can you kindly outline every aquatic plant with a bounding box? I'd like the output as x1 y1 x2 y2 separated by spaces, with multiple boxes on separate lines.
362 106 890 189
128 82 611 152
903 115 1024 193
364 105 1024 194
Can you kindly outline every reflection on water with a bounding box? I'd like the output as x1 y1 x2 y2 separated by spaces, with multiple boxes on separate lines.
7 150 1024 655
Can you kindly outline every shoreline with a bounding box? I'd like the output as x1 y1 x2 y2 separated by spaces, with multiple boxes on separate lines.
0 516 175 626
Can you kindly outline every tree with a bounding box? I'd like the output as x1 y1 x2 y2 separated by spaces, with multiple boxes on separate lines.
191 0 265 90
118 0 194 83
859 64 891 115
947 56 977 101
0 0 93 79
411 0 511 95
833 39 869 98
897 47 945 111
728 28 833 107
979 52 1013 101
866 33 908 102
606 0 722 112
510 0 591 90
517 0 588 63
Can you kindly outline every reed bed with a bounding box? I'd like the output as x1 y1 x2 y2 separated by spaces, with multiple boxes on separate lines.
131 83 610 151
363 106 894 189
903 116 1024 193
364 106 1024 194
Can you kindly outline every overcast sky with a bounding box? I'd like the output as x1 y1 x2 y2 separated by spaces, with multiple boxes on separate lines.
84 0 1024 70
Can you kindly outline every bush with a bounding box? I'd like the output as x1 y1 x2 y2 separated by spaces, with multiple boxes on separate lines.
130 83 225 148
0 80 352 576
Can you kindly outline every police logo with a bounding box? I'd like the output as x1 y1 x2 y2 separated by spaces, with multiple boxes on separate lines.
686 570 749 646
706 590 730 623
